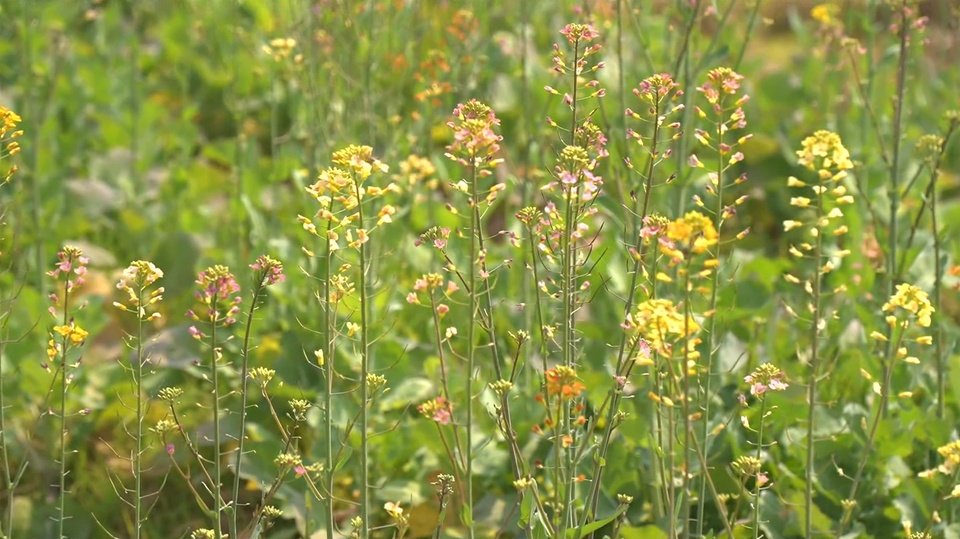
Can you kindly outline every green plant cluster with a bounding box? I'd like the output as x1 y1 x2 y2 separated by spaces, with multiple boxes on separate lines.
0 1 959 539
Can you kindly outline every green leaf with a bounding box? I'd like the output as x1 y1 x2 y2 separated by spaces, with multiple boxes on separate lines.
619 525 668 539
519 492 533 528
564 505 627 539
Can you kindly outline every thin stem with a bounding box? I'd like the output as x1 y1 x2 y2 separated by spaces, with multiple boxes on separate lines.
805 176 826 539
681 269 694 539
558 37 581 539
752 398 767 539
880 1 910 425
465 160 478 537
57 280 69 539
698 96 729 538
133 287 145 539
932 173 944 419
211 312 223 534
323 218 336 539
835 327 906 538
356 173 371 539
232 277 268 537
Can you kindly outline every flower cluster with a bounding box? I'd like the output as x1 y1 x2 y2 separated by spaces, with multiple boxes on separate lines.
47 246 89 296
250 254 285 287
660 211 719 261
445 99 503 175
744 363 789 397
1 105 22 183
881 283 934 328
688 68 751 229
626 73 684 160
114 260 164 321
547 23 604 102
782 131 855 287
395 154 438 192
262 37 301 63
406 273 458 317
186 265 242 339
918 440 960 498
300 145 397 253
44 247 90 375
418 396 453 425
544 365 586 400
624 299 700 358
542 23 608 205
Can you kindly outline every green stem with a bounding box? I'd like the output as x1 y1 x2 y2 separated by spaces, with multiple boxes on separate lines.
133 289 145 539
835 327 906 538
355 174 371 539
232 277 267 537
56 280 69 539
323 219 336 539
804 171 826 539
698 98 729 538
681 268 693 539
465 160 478 538
881 1 910 423
752 398 767 539
211 314 223 534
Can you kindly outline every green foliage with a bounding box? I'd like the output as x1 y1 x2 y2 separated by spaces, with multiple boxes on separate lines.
0 1 959 539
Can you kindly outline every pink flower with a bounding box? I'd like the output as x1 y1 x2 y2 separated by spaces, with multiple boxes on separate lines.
756 472 770 487
250 255 286 286
559 23 599 44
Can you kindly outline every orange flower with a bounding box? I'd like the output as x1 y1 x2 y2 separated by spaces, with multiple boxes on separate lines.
545 366 585 400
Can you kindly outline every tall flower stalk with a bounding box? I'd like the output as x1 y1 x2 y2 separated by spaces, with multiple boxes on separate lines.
837 283 934 536
739 364 788 538
686 66 751 535
113 261 164 539
782 130 854 538
302 145 394 539
443 99 504 535
0 104 22 539
231 255 285 538
187 265 243 534
542 23 606 535
46 246 91 539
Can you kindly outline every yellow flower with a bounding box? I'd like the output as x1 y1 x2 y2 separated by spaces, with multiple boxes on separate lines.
0 106 22 139
384 501 404 520
53 324 89 345
627 299 699 355
797 130 853 173
882 283 934 327
665 211 718 254
811 3 839 25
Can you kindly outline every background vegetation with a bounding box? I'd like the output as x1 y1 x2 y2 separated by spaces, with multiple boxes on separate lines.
1 1 959 538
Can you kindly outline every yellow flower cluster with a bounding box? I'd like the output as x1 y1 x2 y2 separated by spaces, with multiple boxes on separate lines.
882 283 934 328
811 3 840 26
1 105 23 183
659 212 719 275
783 131 854 284
796 130 854 178
919 441 960 498
625 298 700 357
114 260 165 321
300 145 399 252
46 323 89 365
262 37 301 63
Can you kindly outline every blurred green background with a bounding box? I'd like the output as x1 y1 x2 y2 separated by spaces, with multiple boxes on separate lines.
1 1 959 538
